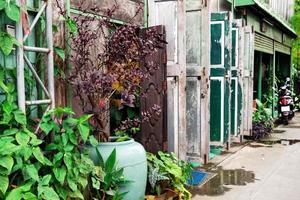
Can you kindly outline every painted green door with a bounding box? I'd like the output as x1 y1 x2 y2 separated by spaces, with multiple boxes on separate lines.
210 12 231 144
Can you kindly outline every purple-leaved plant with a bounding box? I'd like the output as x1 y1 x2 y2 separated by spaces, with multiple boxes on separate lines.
56 0 165 141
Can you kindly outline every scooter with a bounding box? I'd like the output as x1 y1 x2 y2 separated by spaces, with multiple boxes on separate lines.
278 78 294 125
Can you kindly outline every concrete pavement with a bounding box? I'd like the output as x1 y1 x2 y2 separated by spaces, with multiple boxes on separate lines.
192 113 300 200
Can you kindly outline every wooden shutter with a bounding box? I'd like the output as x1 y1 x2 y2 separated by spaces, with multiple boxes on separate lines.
139 25 167 154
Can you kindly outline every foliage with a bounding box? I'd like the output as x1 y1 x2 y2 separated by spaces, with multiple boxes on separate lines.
146 152 193 200
89 148 130 200
0 76 97 199
0 0 20 55
55 1 164 141
291 0 300 75
252 99 273 140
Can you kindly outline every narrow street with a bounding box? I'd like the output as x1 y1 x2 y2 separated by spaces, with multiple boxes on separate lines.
192 113 300 200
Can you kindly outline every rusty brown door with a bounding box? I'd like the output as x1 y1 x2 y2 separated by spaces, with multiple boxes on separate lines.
138 25 167 154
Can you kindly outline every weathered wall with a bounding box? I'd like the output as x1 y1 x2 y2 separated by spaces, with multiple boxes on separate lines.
246 10 293 47
53 0 68 107
52 0 145 107
70 0 144 26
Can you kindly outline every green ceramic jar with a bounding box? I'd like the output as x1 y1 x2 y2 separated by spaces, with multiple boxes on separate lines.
90 139 147 200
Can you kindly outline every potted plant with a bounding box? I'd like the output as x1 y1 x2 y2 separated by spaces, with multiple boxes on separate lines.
55 2 164 199
145 151 193 200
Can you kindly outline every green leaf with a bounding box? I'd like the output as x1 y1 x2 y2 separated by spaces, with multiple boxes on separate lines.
95 148 104 168
5 2 20 22
30 138 43 146
53 152 63 164
16 131 30 145
78 124 89 142
62 133 68 146
6 182 33 200
89 135 98 146
23 146 33 161
91 177 100 189
40 186 60 200
45 143 57 151
69 190 84 199
40 175 52 186
68 131 78 145
106 190 116 196
2 128 18 136
77 176 88 188
23 192 38 200
0 141 18 155
32 147 45 164
43 157 53 166
66 18 78 35
25 164 39 181
3 101 12 114
127 108 136 119
0 175 9 194
64 153 72 170
78 114 93 123
14 110 27 125
0 32 14 55
64 143 74 152
105 148 116 173
0 156 14 175
54 47 65 60
40 122 53 135
53 166 67 185
67 176 77 191
55 186 67 200
52 25 58 33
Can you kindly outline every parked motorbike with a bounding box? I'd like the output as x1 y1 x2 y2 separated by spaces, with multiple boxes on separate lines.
278 77 294 125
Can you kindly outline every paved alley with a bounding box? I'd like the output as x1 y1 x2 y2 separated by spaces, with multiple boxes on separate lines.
192 113 300 200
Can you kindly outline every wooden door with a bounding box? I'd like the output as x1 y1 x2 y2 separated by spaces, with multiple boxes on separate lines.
148 0 186 159
210 12 231 145
242 26 254 136
230 20 243 137
185 0 210 162
139 26 167 154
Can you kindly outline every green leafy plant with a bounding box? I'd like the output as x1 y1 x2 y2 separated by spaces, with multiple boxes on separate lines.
39 107 97 199
0 0 21 55
252 99 274 140
146 152 193 200
90 148 130 200
0 75 97 199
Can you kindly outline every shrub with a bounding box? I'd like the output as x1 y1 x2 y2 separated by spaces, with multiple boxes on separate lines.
252 99 274 140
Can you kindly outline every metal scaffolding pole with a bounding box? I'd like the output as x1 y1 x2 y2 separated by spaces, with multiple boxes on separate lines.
46 0 55 109
16 0 55 116
16 0 25 112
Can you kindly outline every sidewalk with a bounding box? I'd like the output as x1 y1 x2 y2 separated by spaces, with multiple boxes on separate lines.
191 113 300 200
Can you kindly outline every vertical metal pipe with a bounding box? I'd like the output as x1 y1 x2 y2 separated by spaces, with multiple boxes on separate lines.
272 46 276 117
258 52 263 101
143 0 148 28
16 0 26 112
46 0 55 108
66 0 73 107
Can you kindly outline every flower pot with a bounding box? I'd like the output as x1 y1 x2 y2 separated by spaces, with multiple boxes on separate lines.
90 138 147 200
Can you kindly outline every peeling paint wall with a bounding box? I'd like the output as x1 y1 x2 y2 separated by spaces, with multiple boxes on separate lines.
70 0 144 25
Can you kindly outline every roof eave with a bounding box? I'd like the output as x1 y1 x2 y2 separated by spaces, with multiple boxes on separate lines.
234 0 298 38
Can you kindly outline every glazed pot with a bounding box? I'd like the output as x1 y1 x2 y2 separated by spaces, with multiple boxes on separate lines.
90 138 147 200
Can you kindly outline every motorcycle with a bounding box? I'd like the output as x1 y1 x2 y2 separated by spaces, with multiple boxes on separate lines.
278 78 294 125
